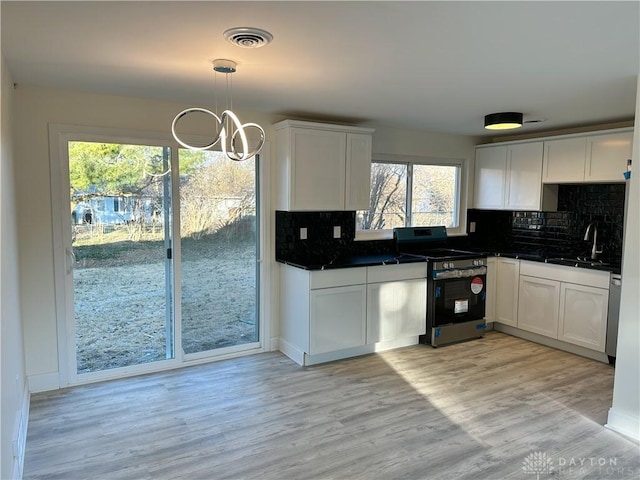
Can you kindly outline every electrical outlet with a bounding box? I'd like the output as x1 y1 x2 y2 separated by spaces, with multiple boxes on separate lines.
333 226 341 239
470 222 476 233
300 227 308 240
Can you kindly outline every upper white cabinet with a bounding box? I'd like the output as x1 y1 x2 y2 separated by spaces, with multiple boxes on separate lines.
542 137 586 183
586 131 634 182
275 120 374 211
474 142 543 210
542 129 633 183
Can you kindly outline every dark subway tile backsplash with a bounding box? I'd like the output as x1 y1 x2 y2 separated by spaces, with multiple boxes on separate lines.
467 183 626 266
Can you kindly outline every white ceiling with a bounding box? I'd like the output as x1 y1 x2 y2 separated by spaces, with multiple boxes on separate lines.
2 1 639 137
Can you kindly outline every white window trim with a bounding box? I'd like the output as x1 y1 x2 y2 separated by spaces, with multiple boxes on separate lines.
355 152 469 241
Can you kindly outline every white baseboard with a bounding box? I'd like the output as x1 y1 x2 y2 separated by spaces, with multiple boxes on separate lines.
606 407 640 442
28 371 59 393
270 337 279 352
11 382 30 480
278 338 305 366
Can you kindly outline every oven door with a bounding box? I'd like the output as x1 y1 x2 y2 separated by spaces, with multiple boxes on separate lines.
430 268 486 326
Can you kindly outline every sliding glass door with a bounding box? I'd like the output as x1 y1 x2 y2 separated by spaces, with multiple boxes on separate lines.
179 150 259 357
55 133 262 383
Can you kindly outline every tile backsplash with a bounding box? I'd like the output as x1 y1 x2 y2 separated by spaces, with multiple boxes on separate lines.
467 183 627 265
275 211 356 265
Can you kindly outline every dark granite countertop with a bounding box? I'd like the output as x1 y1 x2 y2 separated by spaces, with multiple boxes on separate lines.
278 249 620 274
486 251 620 274
278 253 428 271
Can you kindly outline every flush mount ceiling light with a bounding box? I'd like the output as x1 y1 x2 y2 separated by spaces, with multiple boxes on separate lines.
171 59 265 161
484 112 524 130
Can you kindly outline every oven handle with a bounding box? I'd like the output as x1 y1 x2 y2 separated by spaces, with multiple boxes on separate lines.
432 266 487 279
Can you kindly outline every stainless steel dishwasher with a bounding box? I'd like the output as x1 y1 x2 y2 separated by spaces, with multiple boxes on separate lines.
606 274 622 364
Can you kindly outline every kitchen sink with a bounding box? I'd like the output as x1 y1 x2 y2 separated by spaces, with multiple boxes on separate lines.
545 257 611 269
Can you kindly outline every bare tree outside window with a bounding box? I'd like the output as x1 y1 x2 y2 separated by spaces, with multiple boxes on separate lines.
357 163 407 230
412 164 459 228
358 161 460 231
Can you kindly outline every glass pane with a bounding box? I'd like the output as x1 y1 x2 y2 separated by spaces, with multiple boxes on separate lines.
411 164 459 228
180 150 258 354
357 162 407 230
70 142 173 374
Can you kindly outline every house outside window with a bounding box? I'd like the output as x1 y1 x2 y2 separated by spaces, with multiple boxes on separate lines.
357 156 463 236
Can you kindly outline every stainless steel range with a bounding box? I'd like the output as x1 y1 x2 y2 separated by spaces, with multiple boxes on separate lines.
394 226 488 347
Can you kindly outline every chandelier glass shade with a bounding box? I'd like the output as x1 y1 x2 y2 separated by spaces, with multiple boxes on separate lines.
171 60 265 161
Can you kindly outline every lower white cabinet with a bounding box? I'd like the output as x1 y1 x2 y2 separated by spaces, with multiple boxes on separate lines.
367 278 426 344
518 275 560 338
279 263 427 365
514 261 609 352
484 257 497 322
310 285 367 354
558 283 608 351
495 257 520 327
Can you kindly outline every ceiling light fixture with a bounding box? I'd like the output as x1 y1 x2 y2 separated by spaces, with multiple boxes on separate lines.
171 59 265 161
484 112 523 130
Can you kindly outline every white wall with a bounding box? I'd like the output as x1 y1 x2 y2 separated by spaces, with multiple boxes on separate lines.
1 54 28 480
12 85 478 388
606 75 640 441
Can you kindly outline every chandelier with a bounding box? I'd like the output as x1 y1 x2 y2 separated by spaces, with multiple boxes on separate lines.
171 59 265 161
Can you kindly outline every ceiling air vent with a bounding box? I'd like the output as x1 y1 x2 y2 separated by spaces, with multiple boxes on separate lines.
223 27 273 49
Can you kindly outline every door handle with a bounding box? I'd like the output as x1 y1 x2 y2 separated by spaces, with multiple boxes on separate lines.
66 248 76 274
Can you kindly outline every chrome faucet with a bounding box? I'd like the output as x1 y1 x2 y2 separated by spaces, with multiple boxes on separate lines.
584 222 603 260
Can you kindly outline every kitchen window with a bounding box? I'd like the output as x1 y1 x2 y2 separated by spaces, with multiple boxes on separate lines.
357 155 464 236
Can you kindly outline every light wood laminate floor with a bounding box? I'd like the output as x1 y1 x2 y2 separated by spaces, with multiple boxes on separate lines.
24 332 639 479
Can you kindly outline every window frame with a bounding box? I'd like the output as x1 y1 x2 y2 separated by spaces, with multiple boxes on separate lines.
355 153 468 240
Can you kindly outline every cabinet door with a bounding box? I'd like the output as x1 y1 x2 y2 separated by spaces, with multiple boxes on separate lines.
310 285 366 354
517 275 560 338
345 133 372 211
558 283 608 351
495 258 519 326
367 279 426 344
290 128 346 210
586 131 633 182
474 146 507 209
505 142 543 210
484 257 497 322
542 137 587 183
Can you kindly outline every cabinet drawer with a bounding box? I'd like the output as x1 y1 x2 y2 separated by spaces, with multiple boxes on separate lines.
310 267 367 289
366 263 428 283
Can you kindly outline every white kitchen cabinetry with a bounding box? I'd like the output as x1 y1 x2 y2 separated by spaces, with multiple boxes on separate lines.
542 137 586 183
515 261 609 352
495 257 520 327
274 120 374 211
586 131 634 182
366 264 427 344
310 285 367 354
558 282 608 351
517 275 560 338
474 142 543 210
484 257 497 322
542 129 633 183
279 262 427 366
